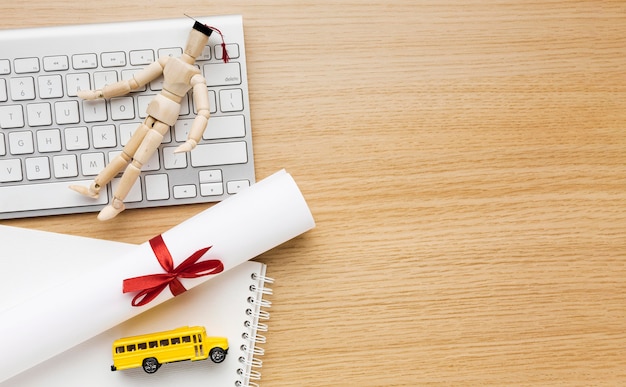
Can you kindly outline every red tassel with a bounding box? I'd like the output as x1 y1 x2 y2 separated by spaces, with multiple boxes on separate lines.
221 42 230 63
206 25 230 63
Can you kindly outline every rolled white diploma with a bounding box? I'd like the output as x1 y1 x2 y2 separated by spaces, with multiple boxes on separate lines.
0 169 315 382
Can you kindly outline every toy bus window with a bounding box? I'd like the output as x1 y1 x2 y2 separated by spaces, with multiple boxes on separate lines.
138 342 147 350
115 346 125 354
182 335 191 343
197 334 203 343
149 341 158 348
127 344 136 352
171 337 181 345
160 339 170 346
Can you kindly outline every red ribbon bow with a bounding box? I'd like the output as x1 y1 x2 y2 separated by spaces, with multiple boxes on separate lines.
123 235 224 307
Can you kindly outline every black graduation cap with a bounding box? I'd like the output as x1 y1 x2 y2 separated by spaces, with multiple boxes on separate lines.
187 15 230 63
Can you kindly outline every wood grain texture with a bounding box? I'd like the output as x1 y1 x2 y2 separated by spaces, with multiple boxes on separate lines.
1 1 625 385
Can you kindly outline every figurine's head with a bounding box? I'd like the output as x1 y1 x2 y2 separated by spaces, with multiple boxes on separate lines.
184 21 213 59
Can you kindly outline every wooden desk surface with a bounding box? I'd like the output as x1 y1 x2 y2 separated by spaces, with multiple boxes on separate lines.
2 1 625 385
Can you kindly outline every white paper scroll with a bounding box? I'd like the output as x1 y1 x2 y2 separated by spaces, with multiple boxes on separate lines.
0 169 315 383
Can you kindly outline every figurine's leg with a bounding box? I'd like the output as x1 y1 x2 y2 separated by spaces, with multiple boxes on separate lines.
98 119 170 221
69 119 152 198
69 154 130 198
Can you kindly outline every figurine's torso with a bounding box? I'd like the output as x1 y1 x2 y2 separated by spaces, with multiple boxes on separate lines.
162 57 201 98
145 57 201 126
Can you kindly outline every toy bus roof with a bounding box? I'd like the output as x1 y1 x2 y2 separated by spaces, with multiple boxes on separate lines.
113 326 207 345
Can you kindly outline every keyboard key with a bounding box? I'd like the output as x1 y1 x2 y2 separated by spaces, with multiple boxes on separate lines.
0 105 24 128
27 103 53 127
199 169 222 183
43 56 69 71
38 75 64 99
25 157 51 180
111 176 142 202
197 46 212 61
145 174 170 200
142 151 160 171
0 179 108 214
108 149 159 171
14 57 40 73
52 154 78 178
64 126 89 150
163 127 172 143
150 75 164 91
173 184 197 199
10 77 36 100
215 43 240 60
174 119 193 142
92 125 117 148
66 73 91 96
190 141 248 167
158 47 182 58
8 131 34 154
137 95 154 118
0 159 22 182
0 133 5 155
121 69 147 92
163 146 187 169
101 52 126 67
94 71 118 89
203 63 241 86
54 101 80 124
207 90 217 113
200 182 223 196
0 79 7 102
0 59 10 74
130 49 154 65
36 128 62 153
179 94 190 115
119 123 137 146
80 152 106 176
203 115 246 139
219 89 244 112
227 179 250 194
72 53 98 69
83 100 108 122
110 97 135 120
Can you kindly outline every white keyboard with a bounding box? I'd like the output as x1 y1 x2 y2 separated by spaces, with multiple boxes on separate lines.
0 15 255 219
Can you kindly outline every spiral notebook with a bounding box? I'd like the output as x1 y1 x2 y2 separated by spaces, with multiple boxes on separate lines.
0 225 271 387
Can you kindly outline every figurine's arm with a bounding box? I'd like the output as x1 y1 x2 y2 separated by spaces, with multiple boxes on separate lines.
175 73 210 153
79 57 169 100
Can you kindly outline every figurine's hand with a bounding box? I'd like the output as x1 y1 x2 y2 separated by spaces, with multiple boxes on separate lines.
77 89 103 100
174 139 198 153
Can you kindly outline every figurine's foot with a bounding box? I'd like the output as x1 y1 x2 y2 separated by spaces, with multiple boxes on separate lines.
69 184 100 199
97 198 125 221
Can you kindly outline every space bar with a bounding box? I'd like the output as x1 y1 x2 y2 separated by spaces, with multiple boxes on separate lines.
0 180 108 214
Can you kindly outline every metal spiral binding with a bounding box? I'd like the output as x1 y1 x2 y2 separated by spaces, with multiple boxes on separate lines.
235 270 273 387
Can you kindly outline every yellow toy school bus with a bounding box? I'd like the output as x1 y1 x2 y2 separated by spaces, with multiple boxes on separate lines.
111 326 228 374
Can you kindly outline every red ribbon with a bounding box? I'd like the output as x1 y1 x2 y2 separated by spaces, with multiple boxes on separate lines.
123 235 224 307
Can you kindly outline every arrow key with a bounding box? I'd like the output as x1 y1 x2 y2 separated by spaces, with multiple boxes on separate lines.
200 182 223 197
173 184 197 199
227 180 250 194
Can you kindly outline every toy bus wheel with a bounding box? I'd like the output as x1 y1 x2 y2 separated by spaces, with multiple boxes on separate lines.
209 347 227 363
142 357 160 374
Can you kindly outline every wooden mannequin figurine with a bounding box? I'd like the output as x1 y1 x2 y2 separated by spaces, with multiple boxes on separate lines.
70 21 223 221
